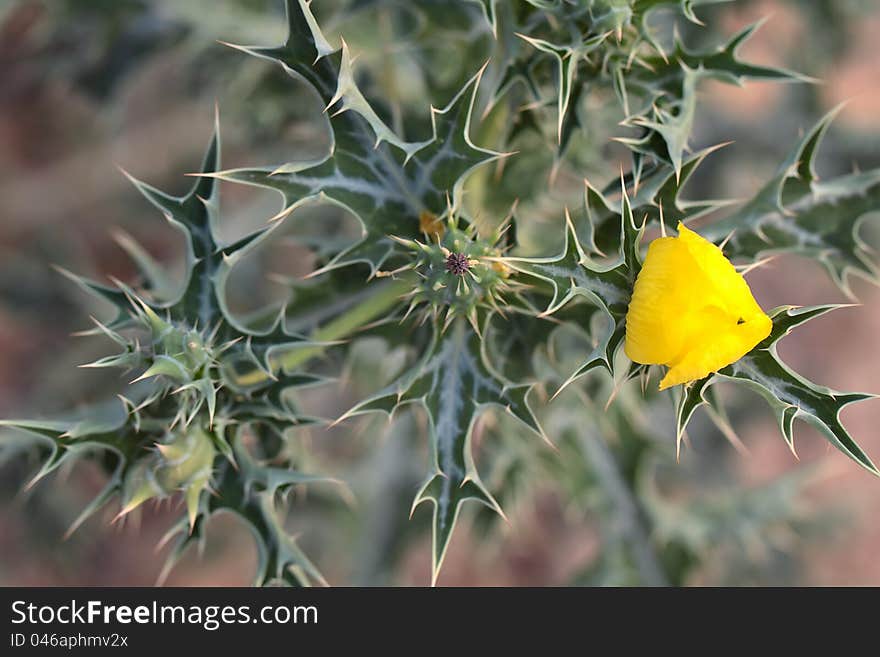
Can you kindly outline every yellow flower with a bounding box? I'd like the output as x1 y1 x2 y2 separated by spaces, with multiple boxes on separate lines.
624 222 772 390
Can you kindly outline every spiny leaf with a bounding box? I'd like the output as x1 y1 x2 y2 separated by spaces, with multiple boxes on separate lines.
589 143 731 254
111 228 178 302
620 22 809 175
123 116 278 331
468 0 499 37
210 0 501 274
122 109 220 262
213 438 330 586
502 188 643 387
627 66 699 179
236 435 346 498
703 109 880 297
659 20 812 85
52 266 132 329
516 31 609 146
0 399 147 533
676 305 878 476
634 0 730 27
339 316 542 583
154 433 337 587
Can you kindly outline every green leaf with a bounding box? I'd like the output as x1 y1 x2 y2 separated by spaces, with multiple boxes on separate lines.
588 144 731 254
340 316 543 583
620 22 810 175
209 0 501 274
111 229 178 302
468 0 499 37
121 110 219 261
665 20 812 85
502 186 643 388
123 113 278 331
676 306 879 476
702 109 880 297
159 436 334 587
647 464 822 581
52 266 132 329
0 399 146 535
516 31 610 146
627 66 699 179
634 0 730 27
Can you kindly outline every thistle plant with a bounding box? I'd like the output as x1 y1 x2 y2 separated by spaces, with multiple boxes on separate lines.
3 0 879 586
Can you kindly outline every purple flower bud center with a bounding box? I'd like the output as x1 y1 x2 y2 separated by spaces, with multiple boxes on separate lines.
445 252 470 275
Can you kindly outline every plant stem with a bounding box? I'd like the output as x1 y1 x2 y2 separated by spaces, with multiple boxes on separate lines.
284 277 411 369
578 431 669 586
232 278 411 387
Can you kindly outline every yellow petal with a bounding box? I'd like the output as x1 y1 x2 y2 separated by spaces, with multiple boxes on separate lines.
624 222 772 390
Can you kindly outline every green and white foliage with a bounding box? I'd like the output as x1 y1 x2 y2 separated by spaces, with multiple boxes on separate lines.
209 0 501 274
340 314 543 582
701 108 880 298
2 113 336 586
3 0 880 585
480 0 806 170
676 305 878 475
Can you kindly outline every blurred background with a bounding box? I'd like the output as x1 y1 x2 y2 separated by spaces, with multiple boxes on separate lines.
1 0 879 586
